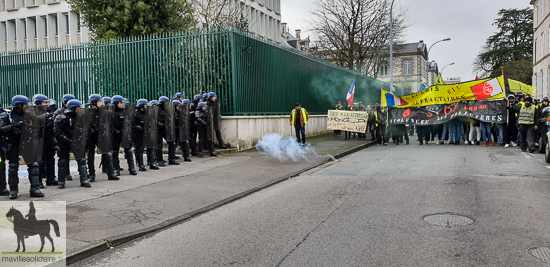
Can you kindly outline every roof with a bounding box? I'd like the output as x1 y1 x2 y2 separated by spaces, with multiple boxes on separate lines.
392 42 426 56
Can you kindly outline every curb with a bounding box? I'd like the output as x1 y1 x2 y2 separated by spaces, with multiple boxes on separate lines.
65 141 376 264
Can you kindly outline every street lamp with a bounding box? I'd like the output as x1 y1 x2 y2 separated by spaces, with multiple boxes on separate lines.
425 38 451 86
389 0 396 93
440 62 455 77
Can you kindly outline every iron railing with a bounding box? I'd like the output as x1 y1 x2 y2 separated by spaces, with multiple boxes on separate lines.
0 28 393 115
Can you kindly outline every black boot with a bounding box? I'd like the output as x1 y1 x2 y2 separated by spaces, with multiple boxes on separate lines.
135 150 147 171
190 136 198 156
57 159 68 189
183 141 192 162
28 162 44 197
8 162 19 199
147 149 159 170
103 153 120 180
168 142 180 165
113 150 121 176
209 141 217 157
216 130 227 149
78 158 91 188
125 149 137 175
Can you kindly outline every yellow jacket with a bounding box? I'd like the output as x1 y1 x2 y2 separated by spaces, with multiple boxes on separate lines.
290 108 309 127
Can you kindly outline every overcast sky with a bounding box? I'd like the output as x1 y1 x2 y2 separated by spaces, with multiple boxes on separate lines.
281 0 532 82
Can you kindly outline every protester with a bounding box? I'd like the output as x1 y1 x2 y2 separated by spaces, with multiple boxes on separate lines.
333 101 343 137
469 119 481 145
289 103 309 146
480 120 493 146
516 97 539 153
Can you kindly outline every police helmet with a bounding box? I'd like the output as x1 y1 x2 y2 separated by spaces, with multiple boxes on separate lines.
517 92 523 96
32 94 49 105
11 95 30 107
137 99 148 108
197 102 207 108
112 95 124 105
158 96 170 104
88 94 102 105
194 95 202 101
62 94 76 105
49 99 57 107
172 100 181 106
174 92 183 99
149 100 158 106
208 92 217 99
544 97 549 102
123 98 129 103
182 99 191 105
202 93 209 99
102 97 112 105
66 99 82 113
508 94 515 99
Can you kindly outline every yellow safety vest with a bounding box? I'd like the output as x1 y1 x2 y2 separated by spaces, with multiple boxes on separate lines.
518 105 535 125
291 109 308 126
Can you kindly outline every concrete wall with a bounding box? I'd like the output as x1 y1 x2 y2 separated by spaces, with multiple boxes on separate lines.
220 115 330 151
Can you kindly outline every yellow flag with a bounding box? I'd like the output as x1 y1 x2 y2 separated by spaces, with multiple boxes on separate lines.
381 76 506 107
508 79 536 96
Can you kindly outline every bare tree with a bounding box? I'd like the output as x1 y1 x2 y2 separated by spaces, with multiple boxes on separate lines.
192 0 255 30
309 0 407 77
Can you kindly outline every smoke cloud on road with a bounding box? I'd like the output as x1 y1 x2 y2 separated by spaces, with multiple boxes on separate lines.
256 133 317 163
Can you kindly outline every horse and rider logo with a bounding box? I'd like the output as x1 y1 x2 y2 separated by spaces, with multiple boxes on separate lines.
4 202 60 253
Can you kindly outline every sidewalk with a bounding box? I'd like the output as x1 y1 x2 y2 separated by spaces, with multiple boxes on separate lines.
3 134 375 263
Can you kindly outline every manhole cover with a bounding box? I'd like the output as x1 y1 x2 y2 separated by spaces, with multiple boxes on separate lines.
421 213 475 227
528 247 550 263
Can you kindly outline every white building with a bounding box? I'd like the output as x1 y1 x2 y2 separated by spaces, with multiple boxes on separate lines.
0 0 90 53
531 0 549 98
233 0 281 42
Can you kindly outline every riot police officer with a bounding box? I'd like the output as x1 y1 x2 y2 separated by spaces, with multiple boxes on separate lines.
102 96 112 106
174 93 184 103
33 94 58 187
134 99 159 171
189 94 203 156
0 96 44 199
54 94 76 117
180 99 192 162
0 106 8 196
112 95 137 176
155 96 179 166
207 92 227 149
87 94 118 181
54 99 92 189
195 102 217 158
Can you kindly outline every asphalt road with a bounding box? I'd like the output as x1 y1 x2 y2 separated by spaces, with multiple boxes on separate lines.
71 143 550 266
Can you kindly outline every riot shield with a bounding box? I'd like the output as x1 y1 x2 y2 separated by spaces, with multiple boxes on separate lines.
19 105 47 163
121 103 136 148
165 102 176 142
71 108 92 159
179 104 190 141
214 99 222 131
207 106 214 141
144 106 159 148
97 105 114 154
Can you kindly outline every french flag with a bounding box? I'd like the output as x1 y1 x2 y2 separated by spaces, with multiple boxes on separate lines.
384 93 408 107
346 79 355 105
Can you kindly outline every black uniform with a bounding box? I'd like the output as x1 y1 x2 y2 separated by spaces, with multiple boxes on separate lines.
0 107 43 198
39 105 58 186
189 102 199 156
54 110 91 188
0 108 8 195
207 99 226 149
112 105 136 175
155 104 177 166
87 107 117 181
195 107 216 157
134 107 157 170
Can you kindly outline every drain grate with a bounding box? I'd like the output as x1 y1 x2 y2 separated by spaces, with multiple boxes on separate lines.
528 247 550 263
421 213 475 228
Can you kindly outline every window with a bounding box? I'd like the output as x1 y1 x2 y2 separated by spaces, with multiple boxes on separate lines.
76 13 81 33
403 59 412 75
43 16 47 37
535 38 538 61
379 64 389 76
23 20 26 40
65 14 69 34
54 16 58 36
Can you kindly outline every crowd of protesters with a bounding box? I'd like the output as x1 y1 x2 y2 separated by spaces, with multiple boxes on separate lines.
333 92 550 153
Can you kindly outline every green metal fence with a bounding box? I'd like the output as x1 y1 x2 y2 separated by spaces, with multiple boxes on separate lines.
0 29 392 115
